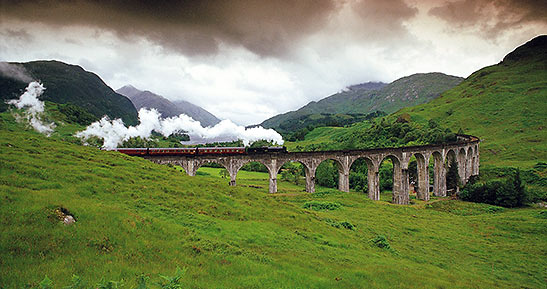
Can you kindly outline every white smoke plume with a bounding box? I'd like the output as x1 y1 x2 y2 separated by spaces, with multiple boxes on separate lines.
0 62 34 83
76 108 284 149
7 81 56 135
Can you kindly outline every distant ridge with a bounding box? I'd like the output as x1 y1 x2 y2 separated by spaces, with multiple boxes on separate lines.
261 73 463 132
116 85 221 127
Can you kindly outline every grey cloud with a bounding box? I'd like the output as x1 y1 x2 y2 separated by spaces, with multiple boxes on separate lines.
1 0 341 57
429 0 547 37
0 0 424 57
350 0 418 39
0 62 34 83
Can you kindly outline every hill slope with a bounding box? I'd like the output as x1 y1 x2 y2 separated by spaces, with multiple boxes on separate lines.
0 112 546 288
261 73 463 132
396 35 547 167
0 61 138 125
117 85 220 127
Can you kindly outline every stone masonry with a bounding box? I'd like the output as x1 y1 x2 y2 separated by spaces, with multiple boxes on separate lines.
144 136 480 205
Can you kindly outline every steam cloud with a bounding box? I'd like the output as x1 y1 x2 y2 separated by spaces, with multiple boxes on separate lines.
76 108 284 149
7 81 56 135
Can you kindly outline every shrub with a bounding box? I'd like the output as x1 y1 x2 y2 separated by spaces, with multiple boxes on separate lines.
370 235 391 249
302 201 341 211
325 219 356 230
460 169 526 207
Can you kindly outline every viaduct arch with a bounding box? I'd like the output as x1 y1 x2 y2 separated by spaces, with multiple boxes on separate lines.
144 135 479 205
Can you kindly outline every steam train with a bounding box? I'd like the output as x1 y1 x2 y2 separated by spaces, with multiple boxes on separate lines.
110 146 287 156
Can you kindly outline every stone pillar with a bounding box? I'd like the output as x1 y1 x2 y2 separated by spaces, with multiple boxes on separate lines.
229 173 237 186
458 151 466 186
392 161 409 205
268 159 278 194
416 156 430 201
338 166 350 192
433 156 446 197
475 149 480 176
185 160 196 176
368 167 380 201
305 166 316 193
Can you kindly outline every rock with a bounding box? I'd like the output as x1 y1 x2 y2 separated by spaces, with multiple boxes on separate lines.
63 215 75 225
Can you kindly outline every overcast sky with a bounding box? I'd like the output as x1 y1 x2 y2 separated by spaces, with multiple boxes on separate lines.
1 0 545 125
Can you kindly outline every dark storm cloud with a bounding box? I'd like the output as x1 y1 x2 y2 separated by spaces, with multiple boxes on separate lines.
429 0 547 37
0 0 421 57
0 0 340 56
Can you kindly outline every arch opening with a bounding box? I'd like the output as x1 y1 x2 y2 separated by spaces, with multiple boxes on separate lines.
235 161 270 192
277 160 309 193
445 149 460 195
350 156 378 200
409 153 429 201
378 155 407 204
315 158 343 191
195 160 234 185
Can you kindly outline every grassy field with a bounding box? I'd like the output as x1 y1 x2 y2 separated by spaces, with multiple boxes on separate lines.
1 113 546 288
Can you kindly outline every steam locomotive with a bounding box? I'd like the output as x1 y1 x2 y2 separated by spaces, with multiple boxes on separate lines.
110 146 287 156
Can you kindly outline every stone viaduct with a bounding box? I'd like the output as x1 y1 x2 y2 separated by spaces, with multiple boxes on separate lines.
144 135 480 205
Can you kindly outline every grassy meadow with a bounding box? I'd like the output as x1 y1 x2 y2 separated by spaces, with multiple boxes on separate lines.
1 113 546 288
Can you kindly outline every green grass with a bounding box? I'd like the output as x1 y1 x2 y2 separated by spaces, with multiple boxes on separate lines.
1 113 546 288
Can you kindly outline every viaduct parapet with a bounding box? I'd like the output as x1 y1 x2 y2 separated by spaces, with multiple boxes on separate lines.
144 135 479 205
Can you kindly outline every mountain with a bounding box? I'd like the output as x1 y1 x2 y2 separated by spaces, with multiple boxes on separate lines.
0 60 138 125
261 73 463 132
116 85 221 127
392 35 547 167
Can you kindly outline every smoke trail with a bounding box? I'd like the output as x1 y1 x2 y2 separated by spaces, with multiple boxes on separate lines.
76 108 283 148
7 81 56 135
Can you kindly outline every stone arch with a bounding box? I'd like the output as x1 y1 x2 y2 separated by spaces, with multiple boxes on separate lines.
349 156 378 200
379 154 408 204
315 157 345 192
445 149 459 193
277 159 315 193
411 152 430 201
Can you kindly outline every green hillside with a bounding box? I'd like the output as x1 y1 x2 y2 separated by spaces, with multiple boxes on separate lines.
262 73 463 133
287 36 546 168
1 108 547 288
396 35 547 167
0 61 138 125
